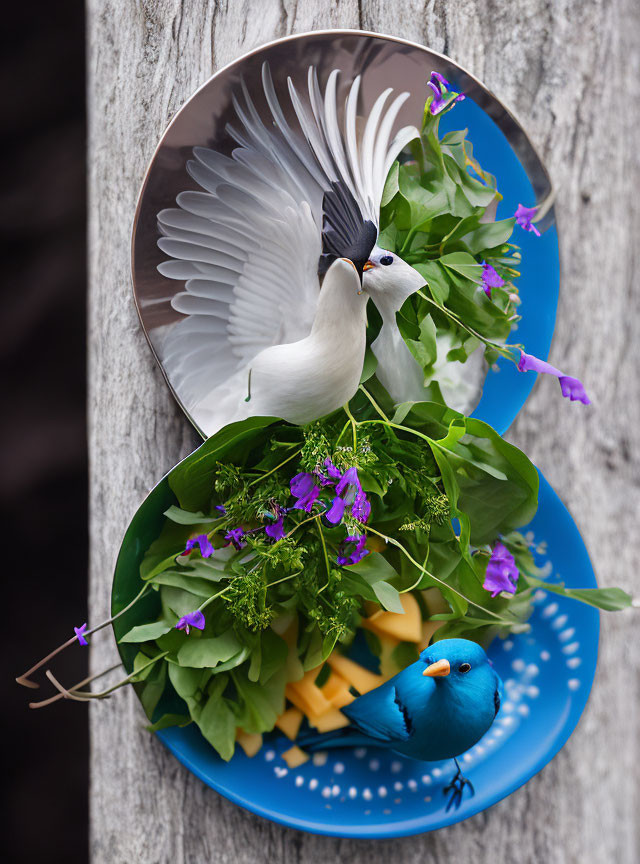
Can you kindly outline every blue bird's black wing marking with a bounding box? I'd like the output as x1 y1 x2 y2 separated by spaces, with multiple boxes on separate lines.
494 685 501 718
342 684 412 744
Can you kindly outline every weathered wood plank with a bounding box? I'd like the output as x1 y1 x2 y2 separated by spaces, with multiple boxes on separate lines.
88 1 639 861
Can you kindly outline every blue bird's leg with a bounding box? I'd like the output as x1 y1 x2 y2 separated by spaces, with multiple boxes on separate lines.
443 757 475 812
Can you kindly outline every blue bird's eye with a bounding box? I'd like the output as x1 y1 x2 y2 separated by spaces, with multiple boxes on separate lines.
459 663 471 673
380 255 393 266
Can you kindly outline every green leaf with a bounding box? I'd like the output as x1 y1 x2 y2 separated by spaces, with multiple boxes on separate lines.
359 347 378 384
440 251 483 282
259 629 289 685
525 577 633 611
176 631 242 668
381 160 400 206
195 695 237 761
212 647 251 674
151 570 218 598
139 661 167 719
348 551 399 585
169 416 278 512
232 669 286 734
372 580 404 613
392 641 419 667
405 313 438 369
462 218 516 256
163 505 218 525
119 618 176 644
146 713 192 732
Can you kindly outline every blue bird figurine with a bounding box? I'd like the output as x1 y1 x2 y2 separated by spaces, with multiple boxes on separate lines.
300 638 502 810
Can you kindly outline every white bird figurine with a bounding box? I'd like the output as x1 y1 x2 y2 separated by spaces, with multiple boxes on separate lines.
156 63 427 435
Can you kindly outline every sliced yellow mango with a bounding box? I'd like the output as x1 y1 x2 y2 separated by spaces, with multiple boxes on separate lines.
363 592 422 643
281 745 310 769
327 653 384 694
321 672 355 709
236 730 263 758
285 667 332 717
308 708 350 733
275 707 304 741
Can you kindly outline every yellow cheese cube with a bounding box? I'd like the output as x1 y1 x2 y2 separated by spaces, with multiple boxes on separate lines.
307 708 350 733
321 673 355 709
236 730 263 758
327 653 383 694
275 707 304 741
363 592 422 643
285 667 333 717
281 745 310 769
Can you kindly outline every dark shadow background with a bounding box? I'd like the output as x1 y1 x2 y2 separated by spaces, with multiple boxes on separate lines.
1 3 88 861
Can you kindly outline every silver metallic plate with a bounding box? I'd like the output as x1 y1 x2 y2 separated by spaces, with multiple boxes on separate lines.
131 29 554 437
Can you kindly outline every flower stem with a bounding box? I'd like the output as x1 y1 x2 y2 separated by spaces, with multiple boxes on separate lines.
416 289 520 361
315 516 332 591
43 652 170 701
247 447 302 488
29 663 123 709
343 402 358 451
198 584 234 613
364 525 515 625
16 581 152 689
358 385 395 430
285 510 323 539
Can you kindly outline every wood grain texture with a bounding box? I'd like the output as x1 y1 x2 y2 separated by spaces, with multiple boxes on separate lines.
87 1 639 861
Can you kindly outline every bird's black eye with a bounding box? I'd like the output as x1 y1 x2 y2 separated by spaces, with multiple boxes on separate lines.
380 255 394 266
459 663 471 674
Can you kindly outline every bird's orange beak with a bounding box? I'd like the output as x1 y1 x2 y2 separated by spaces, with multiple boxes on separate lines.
423 658 450 677
363 260 375 271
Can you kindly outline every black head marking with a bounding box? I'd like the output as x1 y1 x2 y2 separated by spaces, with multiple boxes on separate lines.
494 686 501 718
318 180 377 276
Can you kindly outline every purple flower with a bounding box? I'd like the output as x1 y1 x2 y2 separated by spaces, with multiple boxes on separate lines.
337 534 370 566
335 467 361 501
74 623 89 646
483 542 519 598
518 352 590 405
559 376 591 404
481 261 505 298
315 458 341 486
175 610 206 636
265 514 286 541
290 472 321 512
514 204 541 236
351 489 371 523
224 527 246 550
184 534 214 558
427 70 465 115
325 496 347 525
325 466 372 525
215 505 227 515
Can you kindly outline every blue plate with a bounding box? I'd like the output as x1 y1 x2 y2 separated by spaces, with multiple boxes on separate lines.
131 31 559 438
112 469 598 837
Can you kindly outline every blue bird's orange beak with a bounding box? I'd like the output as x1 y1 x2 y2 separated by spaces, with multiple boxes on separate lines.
423 658 451 677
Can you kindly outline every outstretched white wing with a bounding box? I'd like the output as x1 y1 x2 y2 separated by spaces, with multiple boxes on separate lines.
156 63 418 425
